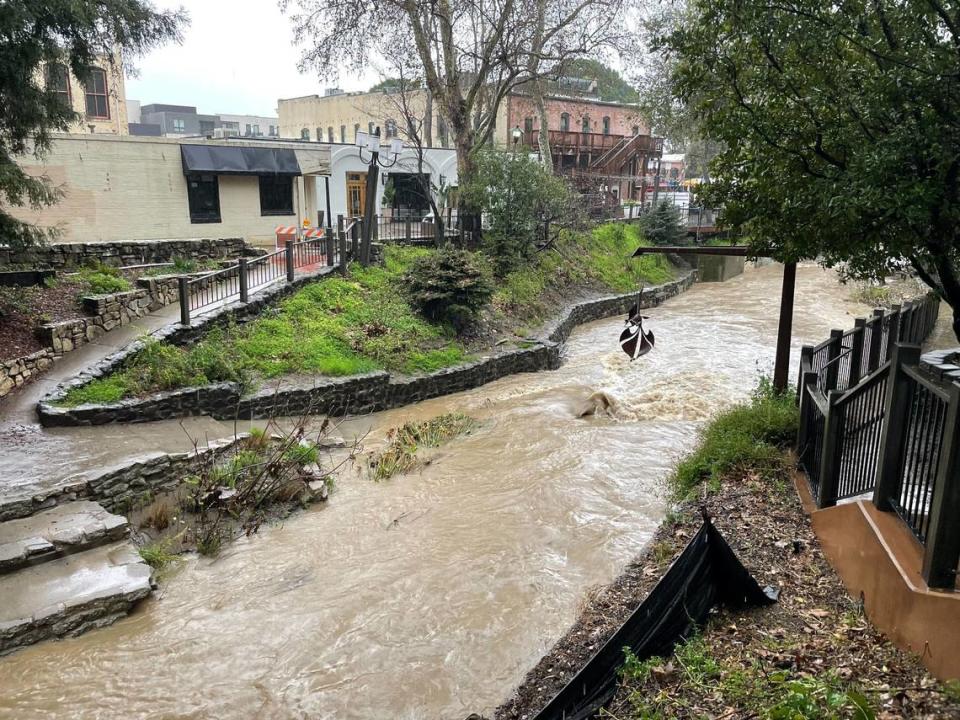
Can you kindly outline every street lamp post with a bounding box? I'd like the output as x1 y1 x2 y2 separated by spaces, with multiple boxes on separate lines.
356 127 403 264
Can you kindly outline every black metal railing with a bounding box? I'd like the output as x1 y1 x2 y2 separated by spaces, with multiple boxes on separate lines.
796 291 960 588
889 369 949 543
177 234 342 326
372 210 460 245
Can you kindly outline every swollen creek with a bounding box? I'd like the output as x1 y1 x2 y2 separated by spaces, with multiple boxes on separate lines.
0 263 901 719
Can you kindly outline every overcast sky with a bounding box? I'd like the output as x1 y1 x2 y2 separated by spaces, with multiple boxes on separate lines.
125 1 375 117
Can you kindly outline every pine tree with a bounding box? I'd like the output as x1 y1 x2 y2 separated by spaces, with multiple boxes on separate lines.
640 200 688 246
0 1 183 251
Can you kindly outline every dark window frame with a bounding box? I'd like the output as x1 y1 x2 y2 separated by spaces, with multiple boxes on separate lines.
84 67 110 119
258 175 294 217
560 112 570 132
602 116 611 135
187 174 221 224
47 63 71 106
340 125 346 142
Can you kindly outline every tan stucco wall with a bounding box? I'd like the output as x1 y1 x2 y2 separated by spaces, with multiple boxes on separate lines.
8 135 330 245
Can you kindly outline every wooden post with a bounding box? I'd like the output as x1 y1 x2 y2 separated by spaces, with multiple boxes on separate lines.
773 261 797 392
178 277 190 326
922 381 960 588
817 390 843 508
867 309 884 372
285 241 295 282
238 258 248 303
886 305 902 359
824 329 843 391
901 301 915 344
849 318 866 386
873 343 921 511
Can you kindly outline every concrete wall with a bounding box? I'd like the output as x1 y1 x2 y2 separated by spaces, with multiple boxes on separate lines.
10 135 330 246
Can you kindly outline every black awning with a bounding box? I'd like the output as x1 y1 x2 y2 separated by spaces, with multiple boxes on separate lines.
180 145 301 176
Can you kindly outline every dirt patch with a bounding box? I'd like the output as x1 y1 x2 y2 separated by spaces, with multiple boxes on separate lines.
0 280 91 362
495 474 960 719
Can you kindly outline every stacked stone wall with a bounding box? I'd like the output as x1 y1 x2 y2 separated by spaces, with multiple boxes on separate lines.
0 238 249 270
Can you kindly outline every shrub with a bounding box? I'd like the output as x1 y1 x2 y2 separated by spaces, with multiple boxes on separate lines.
78 263 133 295
404 247 493 330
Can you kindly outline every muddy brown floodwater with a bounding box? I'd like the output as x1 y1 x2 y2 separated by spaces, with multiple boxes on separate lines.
0 264 885 719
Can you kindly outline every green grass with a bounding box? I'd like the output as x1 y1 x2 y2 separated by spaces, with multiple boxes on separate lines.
60 247 467 405
621 635 876 719
139 540 179 570
492 222 675 325
670 378 799 500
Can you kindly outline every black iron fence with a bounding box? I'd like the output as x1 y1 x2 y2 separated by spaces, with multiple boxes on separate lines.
373 209 460 244
178 235 340 326
797 292 960 588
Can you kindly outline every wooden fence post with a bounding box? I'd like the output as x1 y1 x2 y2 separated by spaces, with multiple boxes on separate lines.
901 301 915 343
338 228 347 274
825 329 843 391
178 277 190 326
849 318 866 386
867 309 884 372
922 381 960 588
873 342 921 511
886 305 901 359
817 390 843 508
238 258 248 303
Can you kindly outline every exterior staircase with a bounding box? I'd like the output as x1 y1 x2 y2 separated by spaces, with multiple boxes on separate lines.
0 499 153 656
591 134 664 175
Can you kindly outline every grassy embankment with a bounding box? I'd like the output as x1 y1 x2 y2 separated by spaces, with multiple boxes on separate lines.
61 222 675 406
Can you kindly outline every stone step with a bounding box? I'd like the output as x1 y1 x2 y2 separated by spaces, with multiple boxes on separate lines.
0 541 153 656
0 501 129 574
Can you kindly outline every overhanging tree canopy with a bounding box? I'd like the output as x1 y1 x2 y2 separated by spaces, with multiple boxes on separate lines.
664 0 960 339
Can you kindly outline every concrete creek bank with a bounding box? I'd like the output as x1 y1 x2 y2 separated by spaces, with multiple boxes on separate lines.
37 269 697 427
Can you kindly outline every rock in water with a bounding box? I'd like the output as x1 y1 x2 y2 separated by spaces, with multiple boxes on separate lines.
577 391 617 418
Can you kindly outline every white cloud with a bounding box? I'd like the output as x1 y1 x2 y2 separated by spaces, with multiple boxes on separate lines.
124 0 376 116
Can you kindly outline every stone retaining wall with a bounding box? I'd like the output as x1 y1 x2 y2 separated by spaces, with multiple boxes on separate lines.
38 268 696 426
0 437 243 522
0 349 55 397
0 238 248 270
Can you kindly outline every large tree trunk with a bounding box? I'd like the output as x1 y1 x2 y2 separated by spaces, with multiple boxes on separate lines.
532 79 552 171
424 92 433 148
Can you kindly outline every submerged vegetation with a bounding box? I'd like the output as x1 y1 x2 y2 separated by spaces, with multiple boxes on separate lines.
370 412 478 480
670 378 799 500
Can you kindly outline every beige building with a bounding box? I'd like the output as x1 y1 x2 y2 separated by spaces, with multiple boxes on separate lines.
10 135 330 246
43 54 129 136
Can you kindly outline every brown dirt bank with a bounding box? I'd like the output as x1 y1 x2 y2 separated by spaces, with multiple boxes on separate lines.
494 474 960 719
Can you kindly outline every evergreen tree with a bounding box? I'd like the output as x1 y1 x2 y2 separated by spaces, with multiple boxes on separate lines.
640 201 688 246
0 1 184 251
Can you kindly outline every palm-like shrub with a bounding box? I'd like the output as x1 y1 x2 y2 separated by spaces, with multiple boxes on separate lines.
404 248 492 330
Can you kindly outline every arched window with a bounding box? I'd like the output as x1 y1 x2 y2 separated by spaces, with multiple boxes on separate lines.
316 127 322 142
602 116 611 135
581 116 590 133
327 126 334 142
340 125 346 142
354 123 361 140
385 119 397 138
632 125 640 136
560 112 570 132
368 121 375 135
523 117 534 134
84 67 109 118
301 128 310 140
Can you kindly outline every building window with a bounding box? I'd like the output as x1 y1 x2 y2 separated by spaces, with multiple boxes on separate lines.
340 125 346 142
301 128 310 140
602 116 610 135
328 126 334 142
581 116 590 133
368 121 375 135
253 124 261 136
84 68 109 119
560 112 570 132
385 119 397 138
259 176 294 216
632 125 640 136
269 125 277 136
524 117 534 134
315 127 322 142
46 63 71 106
244 123 252 136
173 118 185 133
187 174 220 223
354 123 360 140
